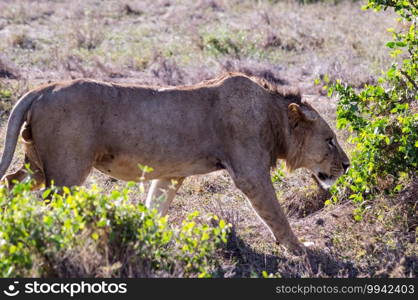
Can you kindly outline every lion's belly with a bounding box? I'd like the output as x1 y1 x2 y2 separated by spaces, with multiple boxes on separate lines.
93 153 222 181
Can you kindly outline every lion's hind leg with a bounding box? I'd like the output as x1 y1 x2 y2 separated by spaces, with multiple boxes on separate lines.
3 168 27 189
26 163 45 190
2 123 46 190
2 155 45 190
145 177 185 216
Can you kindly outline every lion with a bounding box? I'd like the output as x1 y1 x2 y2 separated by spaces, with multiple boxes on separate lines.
0 72 349 254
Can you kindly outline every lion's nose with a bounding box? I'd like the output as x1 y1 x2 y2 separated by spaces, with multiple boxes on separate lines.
342 162 350 173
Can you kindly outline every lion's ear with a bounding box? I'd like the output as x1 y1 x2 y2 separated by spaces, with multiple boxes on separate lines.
288 103 317 128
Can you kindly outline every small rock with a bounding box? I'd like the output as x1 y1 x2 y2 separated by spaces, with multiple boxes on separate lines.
303 241 315 247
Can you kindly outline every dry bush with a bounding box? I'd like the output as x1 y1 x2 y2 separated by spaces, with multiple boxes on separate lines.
9 31 37 50
150 53 185 85
0 79 29 119
69 24 105 51
122 4 144 16
284 184 330 218
0 56 20 79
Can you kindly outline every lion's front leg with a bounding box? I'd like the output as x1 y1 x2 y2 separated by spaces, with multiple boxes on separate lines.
228 162 304 255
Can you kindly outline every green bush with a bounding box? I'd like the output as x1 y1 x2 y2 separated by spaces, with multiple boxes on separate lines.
0 181 230 277
328 0 417 217
0 84 14 114
201 29 260 59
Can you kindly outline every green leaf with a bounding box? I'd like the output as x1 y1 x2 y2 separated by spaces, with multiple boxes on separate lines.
42 189 51 199
386 41 396 48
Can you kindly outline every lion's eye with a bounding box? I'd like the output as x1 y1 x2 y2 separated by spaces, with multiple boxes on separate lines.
327 138 335 148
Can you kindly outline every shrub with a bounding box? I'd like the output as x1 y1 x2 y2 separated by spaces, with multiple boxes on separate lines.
328 0 417 217
203 33 242 58
201 29 260 59
0 181 230 277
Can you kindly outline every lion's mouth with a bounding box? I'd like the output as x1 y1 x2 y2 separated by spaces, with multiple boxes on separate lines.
317 172 330 181
313 172 335 190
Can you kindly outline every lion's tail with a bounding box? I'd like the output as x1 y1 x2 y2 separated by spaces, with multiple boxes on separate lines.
0 91 38 180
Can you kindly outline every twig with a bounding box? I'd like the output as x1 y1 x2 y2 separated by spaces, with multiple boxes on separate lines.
407 0 417 10
400 70 418 92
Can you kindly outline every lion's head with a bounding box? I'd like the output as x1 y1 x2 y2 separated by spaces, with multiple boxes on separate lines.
286 102 350 190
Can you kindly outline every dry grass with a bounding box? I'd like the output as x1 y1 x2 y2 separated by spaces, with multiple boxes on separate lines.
0 0 416 277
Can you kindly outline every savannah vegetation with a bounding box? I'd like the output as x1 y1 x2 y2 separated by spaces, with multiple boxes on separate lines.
0 0 416 277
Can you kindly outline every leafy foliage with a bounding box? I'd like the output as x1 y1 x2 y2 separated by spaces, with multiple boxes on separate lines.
271 163 286 183
328 0 417 215
0 181 229 277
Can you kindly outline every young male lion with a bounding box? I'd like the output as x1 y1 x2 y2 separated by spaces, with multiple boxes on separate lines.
0 73 349 254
